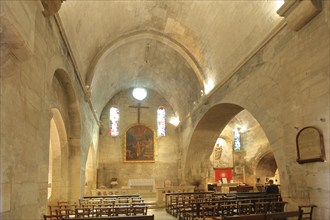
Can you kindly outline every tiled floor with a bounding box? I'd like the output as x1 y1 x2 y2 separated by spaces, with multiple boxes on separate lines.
148 208 178 220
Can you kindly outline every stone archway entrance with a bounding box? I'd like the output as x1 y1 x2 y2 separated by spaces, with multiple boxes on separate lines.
48 108 69 205
184 104 277 191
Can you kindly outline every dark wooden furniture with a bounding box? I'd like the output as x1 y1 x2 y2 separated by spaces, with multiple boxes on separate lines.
221 214 265 220
299 205 316 220
265 210 303 220
220 210 303 220
62 215 154 220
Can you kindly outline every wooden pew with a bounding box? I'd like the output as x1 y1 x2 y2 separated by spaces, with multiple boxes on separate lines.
62 215 154 220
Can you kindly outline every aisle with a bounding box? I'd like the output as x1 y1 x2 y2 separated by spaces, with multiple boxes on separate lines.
148 208 177 220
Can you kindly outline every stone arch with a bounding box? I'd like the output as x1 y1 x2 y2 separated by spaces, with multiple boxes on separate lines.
52 69 82 202
255 151 278 182
84 144 97 196
184 103 244 185
48 108 69 205
85 30 205 88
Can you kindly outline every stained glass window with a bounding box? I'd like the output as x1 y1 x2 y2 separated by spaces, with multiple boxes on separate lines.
233 128 241 151
157 106 166 137
109 106 119 136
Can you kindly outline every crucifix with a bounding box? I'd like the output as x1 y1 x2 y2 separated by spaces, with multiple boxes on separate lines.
128 102 149 124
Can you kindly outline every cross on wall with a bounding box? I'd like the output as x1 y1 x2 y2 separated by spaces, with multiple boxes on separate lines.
128 102 149 124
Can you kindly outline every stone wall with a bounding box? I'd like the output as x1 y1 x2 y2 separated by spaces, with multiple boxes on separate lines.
97 89 180 189
180 3 329 218
0 1 98 219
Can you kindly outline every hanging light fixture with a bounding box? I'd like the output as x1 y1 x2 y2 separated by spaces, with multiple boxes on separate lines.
132 88 147 101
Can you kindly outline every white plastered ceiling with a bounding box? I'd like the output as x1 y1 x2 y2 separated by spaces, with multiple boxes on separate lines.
58 1 284 119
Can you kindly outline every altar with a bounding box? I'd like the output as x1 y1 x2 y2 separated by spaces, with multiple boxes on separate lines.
127 179 155 192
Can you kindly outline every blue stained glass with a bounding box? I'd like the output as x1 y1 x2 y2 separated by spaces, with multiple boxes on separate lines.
233 128 241 151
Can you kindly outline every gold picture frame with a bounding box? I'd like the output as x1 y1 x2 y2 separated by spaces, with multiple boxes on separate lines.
296 126 326 164
124 124 155 162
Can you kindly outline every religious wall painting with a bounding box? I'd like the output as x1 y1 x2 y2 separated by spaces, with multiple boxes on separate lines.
213 138 233 169
124 124 155 162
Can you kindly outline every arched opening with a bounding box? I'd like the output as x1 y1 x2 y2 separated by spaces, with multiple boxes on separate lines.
184 103 244 187
51 69 82 202
206 109 278 192
185 104 278 192
84 144 97 196
48 108 69 205
256 152 279 185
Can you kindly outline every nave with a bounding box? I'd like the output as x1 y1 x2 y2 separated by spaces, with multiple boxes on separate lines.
44 191 316 220
1 1 329 220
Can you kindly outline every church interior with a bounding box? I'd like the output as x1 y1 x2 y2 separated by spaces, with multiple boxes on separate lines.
1 0 329 219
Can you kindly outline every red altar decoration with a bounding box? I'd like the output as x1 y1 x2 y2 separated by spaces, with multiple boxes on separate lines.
215 169 233 182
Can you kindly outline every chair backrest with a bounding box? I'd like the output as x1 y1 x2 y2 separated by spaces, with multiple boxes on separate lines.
265 210 303 220
43 214 61 220
298 205 316 220
223 214 266 220
62 215 155 220
57 201 69 206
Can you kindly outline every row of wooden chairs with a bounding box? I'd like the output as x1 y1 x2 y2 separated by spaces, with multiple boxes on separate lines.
165 192 281 212
47 195 147 220
79 197 144 206
179 201 287 220
166 193 282 218
46 205 148 220
220 210 303 220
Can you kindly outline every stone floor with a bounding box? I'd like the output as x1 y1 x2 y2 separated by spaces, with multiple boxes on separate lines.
148 208 177 220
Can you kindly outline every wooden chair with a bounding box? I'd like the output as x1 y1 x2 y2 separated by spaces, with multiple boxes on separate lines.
298 205 316 220
114 204 131 216
75 207 91 217
200 203 217 219
237 202 254 215
265 210 303 220
182 201 199 220
270 201 287 213
43 214 61 220
220 203 237 218
95 206 113 217
56 208 70 219
57 201 69 206
132 205 148 215
48 205 60 215
255 202 272 214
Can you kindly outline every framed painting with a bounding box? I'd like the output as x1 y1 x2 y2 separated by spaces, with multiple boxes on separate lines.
124 124 155 162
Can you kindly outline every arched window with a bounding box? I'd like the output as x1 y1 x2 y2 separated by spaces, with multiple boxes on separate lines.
109 106 120 136
233 128 241 151
157 106 166 137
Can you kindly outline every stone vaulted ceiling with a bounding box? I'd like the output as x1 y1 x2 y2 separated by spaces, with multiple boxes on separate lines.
58 1 284 120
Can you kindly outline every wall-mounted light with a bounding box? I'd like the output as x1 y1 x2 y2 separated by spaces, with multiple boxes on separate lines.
169 116 180 127
204 79 214 95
